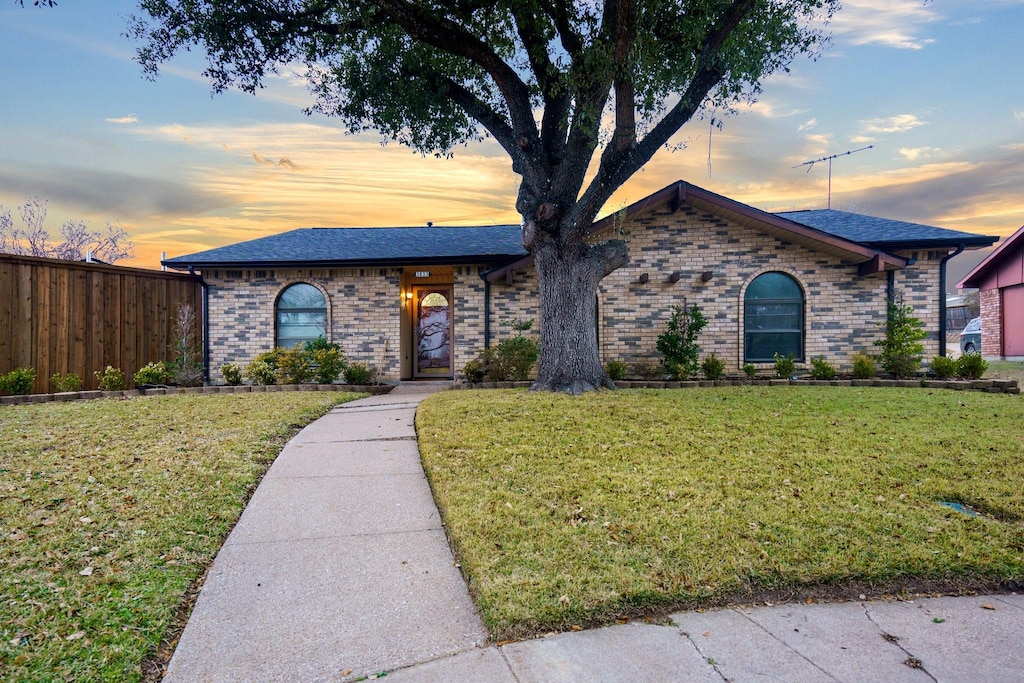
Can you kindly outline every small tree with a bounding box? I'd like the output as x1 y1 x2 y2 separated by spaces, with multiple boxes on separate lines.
875 297 927 379
657 303 707 379
169 304 204 386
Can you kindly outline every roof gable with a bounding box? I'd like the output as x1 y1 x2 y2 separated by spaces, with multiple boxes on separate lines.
958 224 1024 289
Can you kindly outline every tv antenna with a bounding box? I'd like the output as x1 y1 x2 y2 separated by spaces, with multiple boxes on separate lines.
794 145 874 209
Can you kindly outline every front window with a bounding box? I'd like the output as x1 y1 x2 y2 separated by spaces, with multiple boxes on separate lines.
276 283 327 349
744 272 804 361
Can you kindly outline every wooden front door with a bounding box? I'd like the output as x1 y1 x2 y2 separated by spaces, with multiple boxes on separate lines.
413 286 453 378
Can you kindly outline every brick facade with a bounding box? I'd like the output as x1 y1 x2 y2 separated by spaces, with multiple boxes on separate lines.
980 287 1003 357
202 208 948 380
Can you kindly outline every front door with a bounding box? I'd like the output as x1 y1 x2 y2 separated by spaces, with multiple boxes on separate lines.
414 286 453 378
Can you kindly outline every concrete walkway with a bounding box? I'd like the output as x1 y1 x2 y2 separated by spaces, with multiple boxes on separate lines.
165 386 1024 682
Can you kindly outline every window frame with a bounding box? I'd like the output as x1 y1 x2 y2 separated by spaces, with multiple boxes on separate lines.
743 272 805 363
275 282 328 349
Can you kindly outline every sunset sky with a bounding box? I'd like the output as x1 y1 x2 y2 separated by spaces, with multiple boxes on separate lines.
1 1 1022 285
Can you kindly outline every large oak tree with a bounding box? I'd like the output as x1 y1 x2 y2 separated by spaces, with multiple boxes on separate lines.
129 0 837 393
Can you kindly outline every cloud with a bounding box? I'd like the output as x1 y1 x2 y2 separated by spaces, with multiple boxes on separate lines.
861 114 926 134
797 118 817 132
1014 110 1024 123
898 147 939 161
105 115 138 125
251 152 301 170
830 0 939 50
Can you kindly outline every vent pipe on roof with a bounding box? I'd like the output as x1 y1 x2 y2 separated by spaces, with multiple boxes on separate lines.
427 221 433 228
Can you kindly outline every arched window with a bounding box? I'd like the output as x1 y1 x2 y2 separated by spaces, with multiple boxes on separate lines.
276 283 327 349
744 272 804 362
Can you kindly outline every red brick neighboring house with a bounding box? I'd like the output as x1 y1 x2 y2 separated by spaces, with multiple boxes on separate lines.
958 224 1024 360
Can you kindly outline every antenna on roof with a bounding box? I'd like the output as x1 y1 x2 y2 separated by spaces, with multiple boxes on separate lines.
794 145 874 209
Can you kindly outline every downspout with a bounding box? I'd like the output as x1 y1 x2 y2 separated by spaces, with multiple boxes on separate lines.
938 243 966 357
481 274 491 350
187 266 210 382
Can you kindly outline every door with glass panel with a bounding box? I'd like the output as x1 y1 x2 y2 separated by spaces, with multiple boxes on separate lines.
413 287 453 378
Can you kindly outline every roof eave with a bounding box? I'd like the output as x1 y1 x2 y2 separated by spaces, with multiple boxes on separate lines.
163 253 525 271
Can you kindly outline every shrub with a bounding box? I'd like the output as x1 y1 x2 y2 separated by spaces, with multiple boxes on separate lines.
461 358 485 383
701 353 725 380
221 363 243 386
312 346 346 384
343 362 375 385
630 360 663 381
484 320 540 381
0 367 37 395
244 359 277 386
957 352 988 380
50 372 82 393
605 359 629 381
94 366 126 391
134 361 171 386
773 352 796 379
851 352 876 379
742 363 758 379
276 345 313 384
874 297 926 379
169 304 204 386
809 356 836 380
930 355 958 379
656 303 707 380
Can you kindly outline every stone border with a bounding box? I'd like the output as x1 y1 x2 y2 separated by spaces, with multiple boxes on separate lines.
453 378 1020 395
0 383 393 406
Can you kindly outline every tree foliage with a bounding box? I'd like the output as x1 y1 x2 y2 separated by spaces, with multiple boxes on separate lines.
0 197 134 263
129 0 838 392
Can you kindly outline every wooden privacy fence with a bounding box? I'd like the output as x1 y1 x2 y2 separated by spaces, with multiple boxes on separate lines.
0 254 202 393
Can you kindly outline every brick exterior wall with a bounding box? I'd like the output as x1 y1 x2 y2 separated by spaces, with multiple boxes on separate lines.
205 267 401 379
202 209 949 380
980 287 1003 357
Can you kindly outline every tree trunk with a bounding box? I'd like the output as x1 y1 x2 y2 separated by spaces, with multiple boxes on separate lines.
529 230 629 394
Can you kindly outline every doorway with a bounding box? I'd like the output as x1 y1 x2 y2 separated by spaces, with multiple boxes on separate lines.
413 286 454 378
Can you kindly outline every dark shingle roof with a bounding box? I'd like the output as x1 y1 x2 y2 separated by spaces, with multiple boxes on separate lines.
163 225 527 269
775 209 996 250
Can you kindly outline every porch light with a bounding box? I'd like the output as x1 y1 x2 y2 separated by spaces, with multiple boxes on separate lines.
405 290 414 300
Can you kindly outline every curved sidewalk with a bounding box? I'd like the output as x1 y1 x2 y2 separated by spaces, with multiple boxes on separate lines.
166 386 1024 682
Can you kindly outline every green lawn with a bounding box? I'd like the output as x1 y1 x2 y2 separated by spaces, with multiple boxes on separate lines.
417 387 1024 640
0 392 363 682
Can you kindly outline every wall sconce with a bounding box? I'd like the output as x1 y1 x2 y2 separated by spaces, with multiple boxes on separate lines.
637 272 649 284
405 290 414 300
701 270 714 282
667 272 681 283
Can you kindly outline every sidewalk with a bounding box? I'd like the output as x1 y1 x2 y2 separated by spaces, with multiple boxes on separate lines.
165 386 1024 682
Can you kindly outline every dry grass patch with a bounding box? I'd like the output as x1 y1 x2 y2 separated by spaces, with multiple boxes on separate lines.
417 387 1024 640
0 392 363 681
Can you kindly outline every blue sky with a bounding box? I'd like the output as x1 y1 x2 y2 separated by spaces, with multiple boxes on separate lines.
1 1 1022 282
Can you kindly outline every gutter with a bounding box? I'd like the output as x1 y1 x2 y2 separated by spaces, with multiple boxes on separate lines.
938 243 966 357
187 266 211 382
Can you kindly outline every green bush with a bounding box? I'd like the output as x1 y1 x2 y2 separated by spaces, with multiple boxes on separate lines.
851 352 876 379
276 346 313 384
701 353 726 380
220 363 243 386
50 372 82 393
874 297 927 378
957 352 988 380
656 303 707 380
0 367 37 395
134 361 172 386
244 359 277 386
311 346 346 384
809 356 836 380
773 353 796 379
930 355 958 379
94 366 126 391
605 359 629 381
461 358 485 383
343 362 375 385
630 360 663 381
742 363 758 379
484 320 540 381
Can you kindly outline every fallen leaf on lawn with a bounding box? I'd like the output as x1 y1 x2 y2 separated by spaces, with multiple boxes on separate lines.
66 631 86 641
9 631 30 647
571 624 582 631
79 517 92 524
79 567 94 576
981 603 996 611
558 594 570 606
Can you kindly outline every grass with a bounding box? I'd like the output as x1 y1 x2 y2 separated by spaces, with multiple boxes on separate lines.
987 360 1024 384
0 391 363 682
417 387 1024 640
